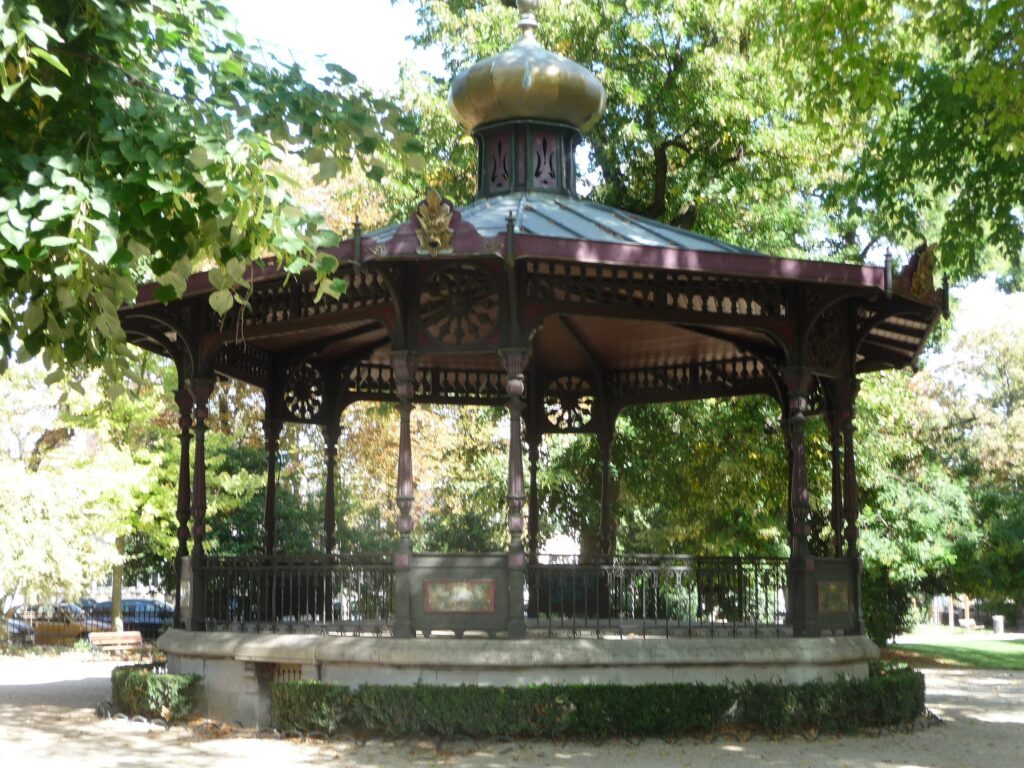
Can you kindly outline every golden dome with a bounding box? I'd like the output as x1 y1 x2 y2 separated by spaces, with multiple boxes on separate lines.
448 0 606 133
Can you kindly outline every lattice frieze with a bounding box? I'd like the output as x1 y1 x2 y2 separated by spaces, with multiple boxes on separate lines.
214 342 270 385
525 260 658 309
343 364 397 398
213 267 393 329
664 274 787 318
606 357 771 401
433 369 506 402
342 364 507 405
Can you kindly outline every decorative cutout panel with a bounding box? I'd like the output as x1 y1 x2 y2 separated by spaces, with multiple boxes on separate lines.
419 264 499 345
488 135 510 192
807 305 844 369
284 361 324 421
544 375 594 431
532 133 558 188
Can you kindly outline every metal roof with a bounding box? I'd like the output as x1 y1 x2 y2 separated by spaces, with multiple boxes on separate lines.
365 192 756 255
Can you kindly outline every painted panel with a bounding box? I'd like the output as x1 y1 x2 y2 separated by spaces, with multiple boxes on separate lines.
817 580 851 614
424 579 496 614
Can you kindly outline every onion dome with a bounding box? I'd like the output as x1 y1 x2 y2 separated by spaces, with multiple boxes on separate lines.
448 0 606 133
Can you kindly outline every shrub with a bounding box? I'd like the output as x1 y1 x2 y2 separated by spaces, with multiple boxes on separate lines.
862 565 917 646
111 664 200 722
271 662 924 739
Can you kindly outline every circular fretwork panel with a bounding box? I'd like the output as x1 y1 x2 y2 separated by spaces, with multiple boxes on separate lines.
283 361 324 421
419 264 500 345
544 375 594 431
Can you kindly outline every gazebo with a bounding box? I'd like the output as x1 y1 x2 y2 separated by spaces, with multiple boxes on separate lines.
127 0 943 724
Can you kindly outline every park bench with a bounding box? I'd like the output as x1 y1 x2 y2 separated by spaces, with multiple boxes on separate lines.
958 618 983 631
88 630 145 653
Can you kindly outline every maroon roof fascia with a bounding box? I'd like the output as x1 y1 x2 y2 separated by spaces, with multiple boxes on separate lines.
126 233 917 311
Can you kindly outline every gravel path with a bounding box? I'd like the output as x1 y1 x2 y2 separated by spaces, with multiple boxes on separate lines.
1 654 1021 767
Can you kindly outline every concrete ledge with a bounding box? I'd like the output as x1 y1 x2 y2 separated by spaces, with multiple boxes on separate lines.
158 629 878 669
157 629 879 727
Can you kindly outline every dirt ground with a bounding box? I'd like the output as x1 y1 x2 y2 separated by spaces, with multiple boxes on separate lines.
1 653 1021 768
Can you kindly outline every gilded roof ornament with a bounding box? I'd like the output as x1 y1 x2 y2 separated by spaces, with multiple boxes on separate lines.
448 0 606 133
415 189 455 257
910 243 936 298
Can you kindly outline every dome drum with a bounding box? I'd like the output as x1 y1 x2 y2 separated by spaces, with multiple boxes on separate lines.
475 119 581 199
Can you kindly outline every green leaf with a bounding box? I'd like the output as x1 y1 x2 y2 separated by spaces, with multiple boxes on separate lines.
30 82 61 100
154 284 179 303
0 223 28 249
323 277 348 299
1 81 24 102
40 235 76 247
25 302 45 331
209 289 234 315
30 46 70 76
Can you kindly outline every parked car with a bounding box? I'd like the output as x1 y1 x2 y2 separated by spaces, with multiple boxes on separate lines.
5 617 34 645
13 604 111 644
92 599 173 639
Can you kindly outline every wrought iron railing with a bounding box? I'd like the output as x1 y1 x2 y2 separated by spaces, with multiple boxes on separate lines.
526 555 788 638
201 554 394 634
195 553 787 638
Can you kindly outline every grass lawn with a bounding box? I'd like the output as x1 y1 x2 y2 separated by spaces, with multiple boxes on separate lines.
887 637 1024 670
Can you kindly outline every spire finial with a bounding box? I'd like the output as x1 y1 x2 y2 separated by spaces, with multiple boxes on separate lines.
518 0 539 36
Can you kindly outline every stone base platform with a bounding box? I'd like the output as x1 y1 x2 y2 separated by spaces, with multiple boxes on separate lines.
156 629 879 728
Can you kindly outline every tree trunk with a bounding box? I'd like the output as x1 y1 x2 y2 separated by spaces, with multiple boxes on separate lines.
112 534 125 632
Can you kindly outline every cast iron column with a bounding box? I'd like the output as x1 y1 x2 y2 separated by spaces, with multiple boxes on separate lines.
598 431 615 559
391 352 417 638
323 422 340 555
172 389 193 629
188 378 215 631
782 368 814 637
263 417 283 555
501 348 529 639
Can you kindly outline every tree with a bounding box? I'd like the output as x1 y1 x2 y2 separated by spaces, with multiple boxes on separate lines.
0 364 148 617
938 313 1024 621
412 0 844 258
777 0 1024 285
0 0 424 381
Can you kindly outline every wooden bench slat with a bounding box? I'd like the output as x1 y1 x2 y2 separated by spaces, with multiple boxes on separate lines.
88 630 144 651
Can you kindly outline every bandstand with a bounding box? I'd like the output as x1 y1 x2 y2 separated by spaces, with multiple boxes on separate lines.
123 1 944 726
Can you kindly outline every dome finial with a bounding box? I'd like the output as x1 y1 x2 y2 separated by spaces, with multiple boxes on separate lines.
518 0 539 37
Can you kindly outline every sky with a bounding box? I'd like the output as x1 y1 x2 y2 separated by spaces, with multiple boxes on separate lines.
221 0 1016 360
221 0 444 94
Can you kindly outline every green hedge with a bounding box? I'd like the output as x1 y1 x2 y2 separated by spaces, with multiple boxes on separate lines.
111 665 201 722
271 663 924 739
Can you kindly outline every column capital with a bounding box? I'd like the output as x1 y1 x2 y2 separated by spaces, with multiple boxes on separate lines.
187 377 216 404
390 351 419 400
